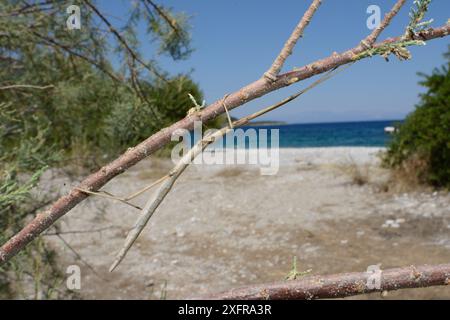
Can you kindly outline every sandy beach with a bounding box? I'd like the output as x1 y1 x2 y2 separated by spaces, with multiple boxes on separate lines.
43 147 450 299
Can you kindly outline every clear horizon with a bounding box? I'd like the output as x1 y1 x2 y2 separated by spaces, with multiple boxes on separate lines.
250 118 403 125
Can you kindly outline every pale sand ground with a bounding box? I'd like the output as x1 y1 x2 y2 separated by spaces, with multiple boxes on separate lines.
42 147 450 299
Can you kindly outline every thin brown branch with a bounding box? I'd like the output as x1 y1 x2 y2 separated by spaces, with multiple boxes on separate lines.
0 84 54 90
1 22 449 266
264 0 322 81
360 0 407 49
74 188 143 211
144 0 182 37
195 263 450 300
74 172 168 208
44 226 119 236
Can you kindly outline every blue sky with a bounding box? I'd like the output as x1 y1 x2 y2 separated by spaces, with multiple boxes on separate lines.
97 0 450 124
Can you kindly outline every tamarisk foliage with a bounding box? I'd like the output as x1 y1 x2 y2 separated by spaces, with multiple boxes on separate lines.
384 46 450 188
0 0 202 298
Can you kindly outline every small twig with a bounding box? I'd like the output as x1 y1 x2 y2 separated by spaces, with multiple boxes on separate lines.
0 84 54 90
123 174 169 201
75 187 143 211
221 94 233 129
264 0 322 81
75 173 168 204
144 0 182 37
285 256 312 280
44 226 119 236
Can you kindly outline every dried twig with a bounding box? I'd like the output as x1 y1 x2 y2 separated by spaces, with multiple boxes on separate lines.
75 188 143 211
44 226 119 236
195 264 450 300
264 0 322 81
74 173 169 210
0 84 54 90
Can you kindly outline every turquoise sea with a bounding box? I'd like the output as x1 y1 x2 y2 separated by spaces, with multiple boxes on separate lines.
241 120 401 148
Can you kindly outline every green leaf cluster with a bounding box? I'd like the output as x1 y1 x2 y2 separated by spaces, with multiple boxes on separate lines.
384 47 450 188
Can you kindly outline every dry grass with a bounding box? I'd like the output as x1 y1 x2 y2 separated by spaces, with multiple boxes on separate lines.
336 157 371 186
336 152 434 194
380 155 431 193
214 167 245 178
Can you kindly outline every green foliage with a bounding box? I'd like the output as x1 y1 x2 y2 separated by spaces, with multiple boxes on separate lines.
0 165 65 299
353 40 425 62
405 0 433 36
384 47 450 188
0 0 202 298
105 75 203 150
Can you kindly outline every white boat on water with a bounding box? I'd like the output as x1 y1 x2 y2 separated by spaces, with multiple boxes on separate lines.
384 126 396 134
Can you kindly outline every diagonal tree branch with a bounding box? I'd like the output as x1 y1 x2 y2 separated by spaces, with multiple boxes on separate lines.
194 263 450 300
0 18 449 266
263 0 323 81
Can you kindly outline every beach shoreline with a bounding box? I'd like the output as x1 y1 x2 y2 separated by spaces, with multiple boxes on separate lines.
41 147 450 299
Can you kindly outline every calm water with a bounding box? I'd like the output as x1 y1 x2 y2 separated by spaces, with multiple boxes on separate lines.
241 120 400 148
